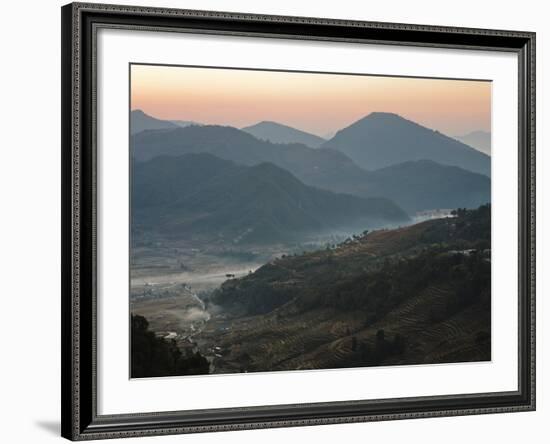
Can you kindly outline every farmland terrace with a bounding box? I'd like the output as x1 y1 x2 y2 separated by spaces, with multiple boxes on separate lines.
195 205 491 373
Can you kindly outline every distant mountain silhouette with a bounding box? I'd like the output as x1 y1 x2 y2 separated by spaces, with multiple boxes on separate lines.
242 121 326 148
132 125 491 214
454 131 491 156
130 110 177 135
366 160 491 213
323 112 490 176
131 125 375 194
132 153 409 243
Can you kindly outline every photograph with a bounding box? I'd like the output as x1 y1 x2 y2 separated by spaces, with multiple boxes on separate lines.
129 64 493 378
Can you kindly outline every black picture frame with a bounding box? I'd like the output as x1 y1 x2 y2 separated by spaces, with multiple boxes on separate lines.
61 2 536 440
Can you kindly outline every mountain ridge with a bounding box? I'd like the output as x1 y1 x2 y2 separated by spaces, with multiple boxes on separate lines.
132 153 409 243
242 121 326 148
323 112 491 176
130 109 178 135
366 159 491 213
132 124 491 213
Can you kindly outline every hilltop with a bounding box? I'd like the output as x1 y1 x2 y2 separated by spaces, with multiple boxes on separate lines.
242 121 326 148
323 112 491 176
130 109 177 135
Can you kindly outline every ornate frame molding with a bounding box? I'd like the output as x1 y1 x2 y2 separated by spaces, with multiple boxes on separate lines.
61 2 535 440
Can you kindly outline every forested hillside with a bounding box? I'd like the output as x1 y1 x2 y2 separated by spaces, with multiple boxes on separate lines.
202 206 491 372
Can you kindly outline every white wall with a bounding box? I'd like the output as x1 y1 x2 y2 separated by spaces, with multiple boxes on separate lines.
0 0 546 443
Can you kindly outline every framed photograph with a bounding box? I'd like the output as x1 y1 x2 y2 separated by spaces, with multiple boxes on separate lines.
61 2 536 440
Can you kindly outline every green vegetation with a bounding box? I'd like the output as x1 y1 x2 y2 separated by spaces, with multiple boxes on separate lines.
214 205 489 313
205 205 491 372
307 243 490 318
131 314 209 378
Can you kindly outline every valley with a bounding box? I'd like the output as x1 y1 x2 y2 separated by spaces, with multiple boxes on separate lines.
131 206 491 375
130 231 352 368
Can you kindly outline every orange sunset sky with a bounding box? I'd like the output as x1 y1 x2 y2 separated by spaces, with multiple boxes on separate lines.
131 64 491 137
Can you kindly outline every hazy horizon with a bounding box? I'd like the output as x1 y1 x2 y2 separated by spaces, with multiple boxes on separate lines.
131 64 491 138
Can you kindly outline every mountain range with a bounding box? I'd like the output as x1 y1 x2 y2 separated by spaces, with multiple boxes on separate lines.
323 112 490 176
132 124 372 193
132 109 490 174
132 153 409 243
242 121 326 148
132 122 490 213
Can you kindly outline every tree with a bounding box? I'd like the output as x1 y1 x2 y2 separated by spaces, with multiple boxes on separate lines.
131 314 209 378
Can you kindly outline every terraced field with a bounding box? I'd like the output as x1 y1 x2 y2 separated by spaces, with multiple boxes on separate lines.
196 205 491 374
199 279 489 373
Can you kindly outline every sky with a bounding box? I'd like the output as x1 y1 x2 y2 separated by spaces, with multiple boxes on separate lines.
131 64 491 138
